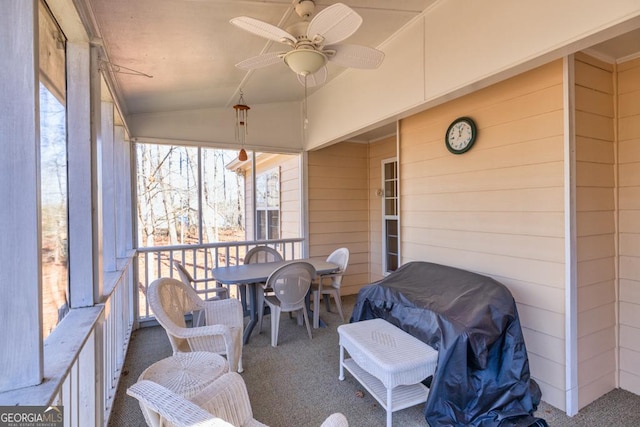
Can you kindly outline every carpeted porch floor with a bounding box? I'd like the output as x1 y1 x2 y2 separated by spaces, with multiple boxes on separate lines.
108 295 640 427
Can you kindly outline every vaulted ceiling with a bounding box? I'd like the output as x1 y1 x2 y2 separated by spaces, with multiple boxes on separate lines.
81 0 640 142
86 1 432 114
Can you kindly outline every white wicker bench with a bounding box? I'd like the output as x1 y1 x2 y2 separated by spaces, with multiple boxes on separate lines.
338 318 438 427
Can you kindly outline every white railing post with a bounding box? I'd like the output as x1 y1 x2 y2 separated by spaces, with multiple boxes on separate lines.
78 328 98 426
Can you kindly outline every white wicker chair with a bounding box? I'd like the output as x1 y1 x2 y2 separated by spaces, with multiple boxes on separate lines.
136 351 229 427
191 372 267 427
127 379 235 427
260 261 316 347
147 277 244 372
312 248 349 329
192 372 349 427
128 374 349 427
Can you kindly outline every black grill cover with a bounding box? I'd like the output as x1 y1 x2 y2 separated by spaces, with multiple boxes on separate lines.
350 261 545 426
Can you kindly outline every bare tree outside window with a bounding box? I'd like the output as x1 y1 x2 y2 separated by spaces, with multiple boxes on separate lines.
135 144 246 290
136 144 244 247
202 148 245 244
40 83 69 339
135 149 303 318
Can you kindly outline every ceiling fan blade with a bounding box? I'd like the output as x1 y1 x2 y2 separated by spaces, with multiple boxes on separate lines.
230 16 296 45
297 66 327 88
307 3 362 46
326 44 385 69
236 52 286 70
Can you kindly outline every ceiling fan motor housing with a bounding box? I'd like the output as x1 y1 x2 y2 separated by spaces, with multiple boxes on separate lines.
286 21 310 40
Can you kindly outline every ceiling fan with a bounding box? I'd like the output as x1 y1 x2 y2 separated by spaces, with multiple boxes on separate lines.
230 1 385 87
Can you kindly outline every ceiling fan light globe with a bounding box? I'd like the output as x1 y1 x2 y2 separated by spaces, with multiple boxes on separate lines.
284 49 326 76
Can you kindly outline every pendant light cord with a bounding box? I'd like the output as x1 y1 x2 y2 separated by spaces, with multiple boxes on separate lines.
303 74 309 129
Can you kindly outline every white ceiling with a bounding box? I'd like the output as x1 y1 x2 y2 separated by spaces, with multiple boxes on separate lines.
88 0 433 114
84 0 640 142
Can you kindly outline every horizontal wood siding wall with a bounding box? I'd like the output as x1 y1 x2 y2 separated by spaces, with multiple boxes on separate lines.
618 55 640 395
573 52 617 409
277 155 301 240
308 142 369 295
369 136 397 283
399 60 567 409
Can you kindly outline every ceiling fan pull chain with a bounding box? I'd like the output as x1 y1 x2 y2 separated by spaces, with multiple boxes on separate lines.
303 75 309 129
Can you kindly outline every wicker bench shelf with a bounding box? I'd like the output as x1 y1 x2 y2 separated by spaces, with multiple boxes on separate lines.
342 358 430 411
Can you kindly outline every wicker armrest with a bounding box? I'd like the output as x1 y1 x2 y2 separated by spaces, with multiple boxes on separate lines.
174 323 233 339
320 413 349 427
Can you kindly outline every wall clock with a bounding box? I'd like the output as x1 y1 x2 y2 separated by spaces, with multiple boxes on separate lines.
445 117 477 154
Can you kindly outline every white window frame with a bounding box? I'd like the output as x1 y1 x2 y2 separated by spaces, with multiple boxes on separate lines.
381 157 399 275
255 167 280 240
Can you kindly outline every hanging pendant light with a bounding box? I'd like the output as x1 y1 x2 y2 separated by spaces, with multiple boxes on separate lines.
233 90 250 161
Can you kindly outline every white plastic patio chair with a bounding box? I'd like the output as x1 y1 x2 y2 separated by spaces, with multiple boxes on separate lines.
173 260 229 326
244 246 283 328
312 248 349 329
244 246 283 264
260 261 316 347
173 260 228 300
147 277 244 372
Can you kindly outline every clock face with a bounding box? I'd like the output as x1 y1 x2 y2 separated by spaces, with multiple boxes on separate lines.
446 117 477 154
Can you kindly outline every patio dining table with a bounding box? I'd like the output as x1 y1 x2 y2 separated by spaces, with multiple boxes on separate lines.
211 259 339 344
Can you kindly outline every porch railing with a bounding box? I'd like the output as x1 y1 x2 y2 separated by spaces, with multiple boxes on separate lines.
52 253 135 426
0 252 137 427
102 255 136 422
1 238 310 426
136 238 304 322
